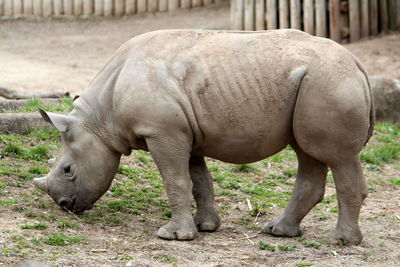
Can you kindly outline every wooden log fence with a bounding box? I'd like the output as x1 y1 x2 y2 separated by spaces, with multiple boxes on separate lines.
0 0 227 18
231 0 400 43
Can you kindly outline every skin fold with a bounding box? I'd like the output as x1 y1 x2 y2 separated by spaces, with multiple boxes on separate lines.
33 29 374 245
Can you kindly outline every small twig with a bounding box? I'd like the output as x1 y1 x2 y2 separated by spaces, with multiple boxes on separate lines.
396 214 400 221
64 208 82 222
246 198 252 211
254 210 261 224
243 232 254 245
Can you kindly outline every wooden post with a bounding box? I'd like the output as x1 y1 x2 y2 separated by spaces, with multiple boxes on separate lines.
104 0 113 16
379 0 388 32
315 0 327 37
279 0 289 28
33 0 42 16
203 0 212 5
13 0 23 16
148 0 157 12
192 0 202 8
94 0 103 15
329 0 341 42
42 0 52 16
83 0 94 15
244 0 255 30
125 0 136 14
114 0 124 15
4 0 12 16
255 0 265 30
159 0 167 12
169 0 179 11
74 0 83 15
53 0 62 15
397 0 400 29
266 0 277 30
290 0 301 29
369 0 378 35
349 0 360 42
137 0 146 13
231 0 244 30
360 0 369 37
181 0 190 9
63 0 73 15
0 0 3 16
23 0 33 15
388 0 397 30
303 0 314 34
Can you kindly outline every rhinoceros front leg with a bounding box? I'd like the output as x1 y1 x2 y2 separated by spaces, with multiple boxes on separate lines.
146 136 197 240
263 142 328 237
189 156 221 232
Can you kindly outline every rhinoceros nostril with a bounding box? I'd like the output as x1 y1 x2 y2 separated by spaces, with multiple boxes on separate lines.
58 197 73 210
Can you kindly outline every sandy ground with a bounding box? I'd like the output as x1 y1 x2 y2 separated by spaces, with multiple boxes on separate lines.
0 4 400 267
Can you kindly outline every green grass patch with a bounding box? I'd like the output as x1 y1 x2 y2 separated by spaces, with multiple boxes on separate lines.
13 97 73 113
21 223 48 230
303 240 322 248
388 178 400 185
258 241 276 251
44 233 85 246
232 164 259 173
153 254 177 263
361 143 400 165
277 244 297 251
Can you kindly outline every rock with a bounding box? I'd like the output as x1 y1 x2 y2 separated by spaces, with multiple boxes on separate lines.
370 77 400 124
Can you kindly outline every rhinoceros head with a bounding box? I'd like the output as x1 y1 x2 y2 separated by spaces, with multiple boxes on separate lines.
33 109 121 213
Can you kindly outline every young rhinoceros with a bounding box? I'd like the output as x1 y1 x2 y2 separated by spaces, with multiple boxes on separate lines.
34 29 374 245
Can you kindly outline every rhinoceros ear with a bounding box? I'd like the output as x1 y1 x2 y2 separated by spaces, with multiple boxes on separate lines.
39 108 70 132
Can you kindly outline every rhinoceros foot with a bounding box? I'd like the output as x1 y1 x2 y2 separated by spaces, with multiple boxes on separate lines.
194 211 221 232
331 225 363 245
262 217 302 237
157 219 198 240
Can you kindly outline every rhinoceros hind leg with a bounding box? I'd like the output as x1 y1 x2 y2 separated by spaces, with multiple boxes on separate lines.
189 156 221 232
263 142 328 237
146 136 198 240
329 157 366 245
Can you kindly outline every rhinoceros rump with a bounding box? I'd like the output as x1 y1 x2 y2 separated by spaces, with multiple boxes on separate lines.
33 29 374 245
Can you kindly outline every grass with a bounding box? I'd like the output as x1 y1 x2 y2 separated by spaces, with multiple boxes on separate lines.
153 254 177 263
13 97 74 113
44 233 86 246
21 223 48 230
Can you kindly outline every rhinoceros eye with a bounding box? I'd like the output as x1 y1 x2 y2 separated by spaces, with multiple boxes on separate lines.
63 166 71 174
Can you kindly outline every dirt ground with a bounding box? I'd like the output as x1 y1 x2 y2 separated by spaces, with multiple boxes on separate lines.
0 4 400 267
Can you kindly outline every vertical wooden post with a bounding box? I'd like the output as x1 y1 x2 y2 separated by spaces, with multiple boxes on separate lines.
279 0 289 28
74 0 82 15
315 0 327 37
369 0 378 35
397 0 400 29
33 0 42 16
103 0 113 16
83 0 93 15
137 0 146 13
42 0 52 16
192 0 202 8
148 0 157 12
329 0 341 42
255 0 265 30
169 0 179 11
0 0 3 16
349 0 360 42
266 0 277 30
159 0 167 11
388 0 397 30
114 0 124 15
53 0 63 15
231 0 244 30
244 0 255 30
94 0 103 15
290 0 301 29
379 0 388 32
13 0 23 16
125 0 136 14
64 0 73 15
360 0 369 37
23 0 33 15
4 0 12 16
181 0 190 9
303 0 314 34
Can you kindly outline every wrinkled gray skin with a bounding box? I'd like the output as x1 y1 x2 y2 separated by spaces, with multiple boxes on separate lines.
34 29 374 245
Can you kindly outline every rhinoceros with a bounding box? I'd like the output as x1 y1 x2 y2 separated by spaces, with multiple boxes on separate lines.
33 29 374 245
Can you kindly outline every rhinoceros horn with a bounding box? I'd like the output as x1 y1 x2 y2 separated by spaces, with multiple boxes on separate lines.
33 177 48 192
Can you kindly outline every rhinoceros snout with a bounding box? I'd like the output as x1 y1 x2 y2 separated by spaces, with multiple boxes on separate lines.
58 197 75 211
33 177 48 192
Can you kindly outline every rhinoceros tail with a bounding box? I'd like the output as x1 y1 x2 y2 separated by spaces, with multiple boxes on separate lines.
354 57 375 146
289 65 308 93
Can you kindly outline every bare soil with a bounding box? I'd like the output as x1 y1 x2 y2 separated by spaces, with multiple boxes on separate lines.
0 4 400 267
